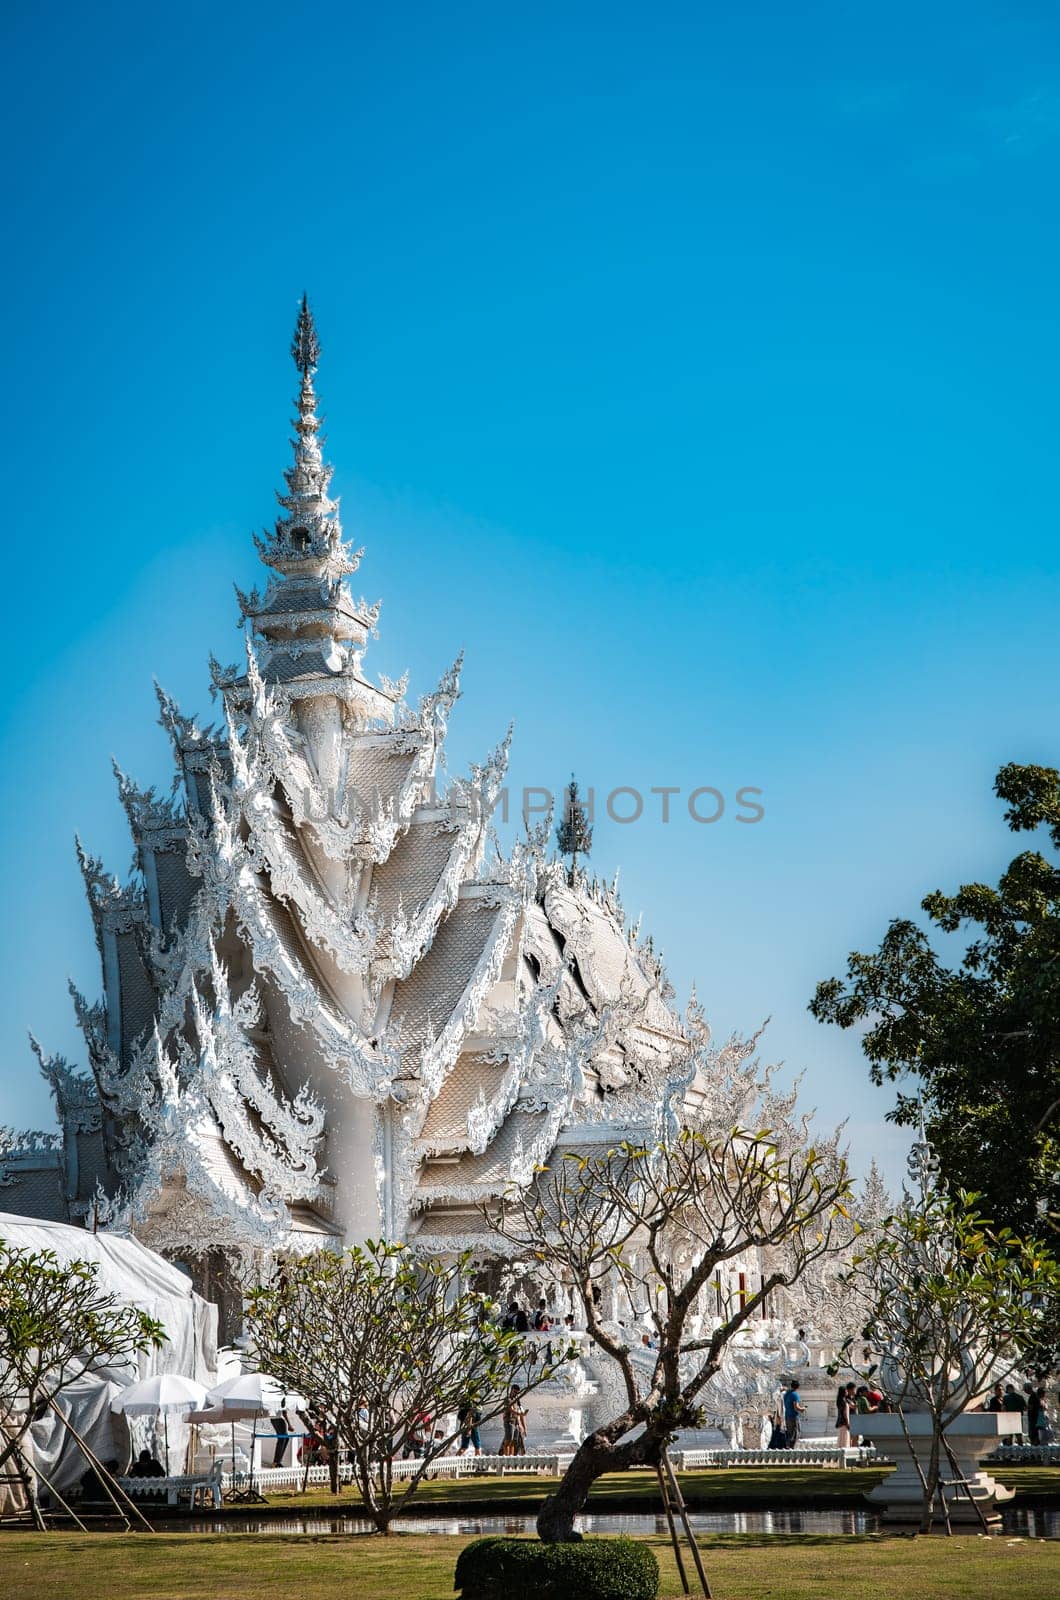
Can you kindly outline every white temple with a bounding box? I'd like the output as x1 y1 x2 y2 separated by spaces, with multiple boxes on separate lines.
1 307 690 1270
1 303 865 1446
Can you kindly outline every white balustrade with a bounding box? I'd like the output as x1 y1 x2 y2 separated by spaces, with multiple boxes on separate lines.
673 1445 878 1470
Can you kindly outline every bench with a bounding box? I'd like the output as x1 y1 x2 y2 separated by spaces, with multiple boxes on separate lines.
118 1464 223 1509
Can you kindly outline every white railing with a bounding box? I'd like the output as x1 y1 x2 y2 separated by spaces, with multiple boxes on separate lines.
674 1446 878 1470
391 1452 567 1480
219 1453 569 1492
220 1463 353 1492
220 1444 883 1496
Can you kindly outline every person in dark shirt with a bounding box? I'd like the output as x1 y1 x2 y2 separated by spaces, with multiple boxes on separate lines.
502 1299 531 1333
129 1448 165 1478
783 1381 805 1447
1000 1384 1027 1444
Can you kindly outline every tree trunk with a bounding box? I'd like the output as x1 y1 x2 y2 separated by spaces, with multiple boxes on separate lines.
920 1433 942 1535
536 1425 658 1542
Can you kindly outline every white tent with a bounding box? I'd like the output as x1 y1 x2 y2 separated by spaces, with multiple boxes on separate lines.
0 1212 218 1506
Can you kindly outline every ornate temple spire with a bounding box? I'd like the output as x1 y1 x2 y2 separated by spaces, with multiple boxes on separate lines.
252 296 358 581
291 292 321 374
232 298 398 721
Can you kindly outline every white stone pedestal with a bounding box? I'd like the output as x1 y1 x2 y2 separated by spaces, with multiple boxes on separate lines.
855 1412 1017 1522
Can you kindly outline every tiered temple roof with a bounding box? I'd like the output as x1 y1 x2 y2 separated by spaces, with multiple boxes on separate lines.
3 301 694 1264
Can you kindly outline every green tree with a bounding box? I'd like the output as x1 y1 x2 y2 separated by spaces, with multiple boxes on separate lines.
244 1240 568 1533
487 1091 852 1543
811 761 1060 1243
841 1163 1058 1533
0 1239 165 1499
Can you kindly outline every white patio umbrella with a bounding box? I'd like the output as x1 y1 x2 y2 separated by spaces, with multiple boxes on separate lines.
111 1373 208 1472
203 1373 306 1500
206 1372 304 1413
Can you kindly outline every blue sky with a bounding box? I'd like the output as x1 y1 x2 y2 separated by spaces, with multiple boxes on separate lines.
2 2 1058 1187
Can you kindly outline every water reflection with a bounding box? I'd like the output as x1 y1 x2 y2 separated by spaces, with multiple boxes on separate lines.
181 1506 1060 1539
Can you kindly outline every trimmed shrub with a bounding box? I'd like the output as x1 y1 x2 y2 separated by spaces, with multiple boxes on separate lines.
454 1535 659 1600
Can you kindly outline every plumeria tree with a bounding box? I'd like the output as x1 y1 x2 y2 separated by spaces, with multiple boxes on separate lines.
244 1240 570 1533
840 1144 1060 1533
486 1039 853 1543
0 1240 165 1511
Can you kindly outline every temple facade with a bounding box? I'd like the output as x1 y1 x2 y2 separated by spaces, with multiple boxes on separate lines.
0 303 880 1447
1 303 703 1286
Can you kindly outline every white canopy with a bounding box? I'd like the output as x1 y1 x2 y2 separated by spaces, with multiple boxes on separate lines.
206 1372 304 1416
0 1212 217 1385
111 1373 208 1416
0 1212 218 1504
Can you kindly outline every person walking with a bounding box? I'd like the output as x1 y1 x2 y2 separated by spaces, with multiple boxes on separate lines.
783 1380 805 1448
1027 1385 1043 1446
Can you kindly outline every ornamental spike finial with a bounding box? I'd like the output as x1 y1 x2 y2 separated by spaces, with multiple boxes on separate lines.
291 293 321 375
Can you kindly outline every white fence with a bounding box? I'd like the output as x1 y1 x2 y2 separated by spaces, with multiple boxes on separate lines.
673 1446 878 1470
391 1452 567 1480
221 1463 353 1493
221 1445 883 1495
220 1453 567 1493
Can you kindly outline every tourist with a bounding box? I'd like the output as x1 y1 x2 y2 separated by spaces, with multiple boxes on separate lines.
129 1447 165 1478
502 1385 528 1456
1002 1384 1027 1444
986 1383 1006 1412
311 1412 339 1493
1038 1394 1056 1446
533 1299 552 1331
458 1394 482 1456
1027 1384 1043 1445
270 1403 294 1467
402 1408 432 1460
852 1385 878 1445
783 1380 805 1447
503 1299 530 1333
835 1382 856 1449
767 1409 787 1450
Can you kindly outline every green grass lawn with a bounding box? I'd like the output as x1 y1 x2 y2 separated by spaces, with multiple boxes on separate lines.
5 1530 1059 1600
189 1463 1060 1519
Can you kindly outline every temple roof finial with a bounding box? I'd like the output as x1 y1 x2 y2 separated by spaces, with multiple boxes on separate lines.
291 293 321 375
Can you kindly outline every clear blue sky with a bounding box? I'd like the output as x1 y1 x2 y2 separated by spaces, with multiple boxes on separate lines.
2 2 1058 1188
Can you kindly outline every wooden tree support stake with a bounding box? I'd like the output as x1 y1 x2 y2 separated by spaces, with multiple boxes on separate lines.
656 1458 690 1595
663 1448 712 1599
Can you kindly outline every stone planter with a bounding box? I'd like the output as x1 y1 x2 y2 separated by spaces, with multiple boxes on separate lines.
855 1411 1018 1521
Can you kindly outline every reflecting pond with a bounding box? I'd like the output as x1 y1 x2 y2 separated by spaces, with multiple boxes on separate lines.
182 1507 1060 1539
